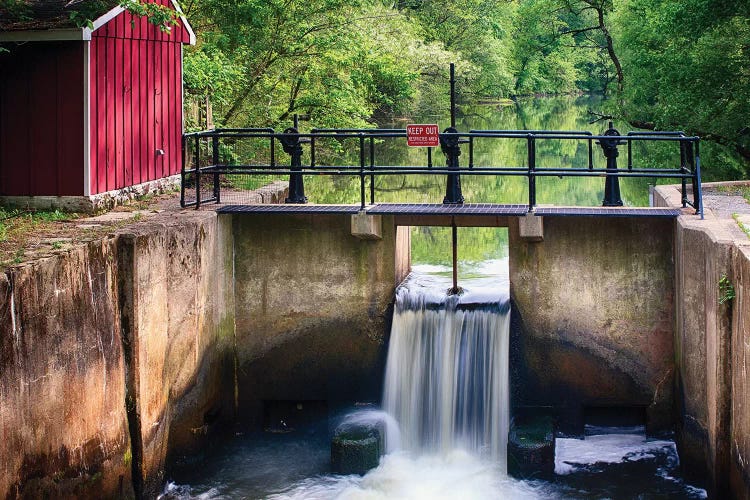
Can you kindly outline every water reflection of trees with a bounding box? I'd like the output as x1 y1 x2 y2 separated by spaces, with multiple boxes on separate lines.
303 95 663 206
294 96 720 264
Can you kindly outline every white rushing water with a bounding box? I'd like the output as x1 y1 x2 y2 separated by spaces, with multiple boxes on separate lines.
382 267 510 466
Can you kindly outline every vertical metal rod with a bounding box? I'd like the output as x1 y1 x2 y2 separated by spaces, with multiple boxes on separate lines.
452 220 458 294
194 136 201 209
270 132 276 167
427 147 432 168
680 141 688 207
695 140 704 219
370 136 375 205
682 142 691 208
527 135 536 212
294 113 299 129
469 136 474 169
627 139 633 170
359 134 366 210
310 134 316 168
588 138 593 170
180 134 186 207
450 63 456 129
212 134 220 203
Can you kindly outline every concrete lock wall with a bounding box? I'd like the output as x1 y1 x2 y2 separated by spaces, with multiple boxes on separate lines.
116 212 235 497
508 216 676 435
654 184 750 499
230 214 405 426
0 211 235 499
0 239 132 498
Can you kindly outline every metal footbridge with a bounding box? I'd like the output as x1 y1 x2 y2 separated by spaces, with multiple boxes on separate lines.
180 123 702 220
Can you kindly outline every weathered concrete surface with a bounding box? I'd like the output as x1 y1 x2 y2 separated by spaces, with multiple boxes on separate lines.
509 216 675 436
655 183 750 499
0 208 237 499
232 214 401 425
0 241 133 498
117 211 235 497
731 246 750 500
673 213 734 495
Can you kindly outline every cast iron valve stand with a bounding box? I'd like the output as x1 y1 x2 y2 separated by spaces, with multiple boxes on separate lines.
279 126 309 204
598 122 625 207
441 126 464 205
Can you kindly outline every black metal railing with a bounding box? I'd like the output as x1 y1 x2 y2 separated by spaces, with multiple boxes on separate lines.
181 123 703 216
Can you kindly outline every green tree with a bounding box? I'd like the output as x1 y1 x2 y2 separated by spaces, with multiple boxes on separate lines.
613 0 750 165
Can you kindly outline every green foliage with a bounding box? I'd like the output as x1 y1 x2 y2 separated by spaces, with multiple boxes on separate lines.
0 0 31 21
63 1 179 31
613 0 750 175
719 273 736 305
733 213 750 239
172 0 750 175
120 0 179 32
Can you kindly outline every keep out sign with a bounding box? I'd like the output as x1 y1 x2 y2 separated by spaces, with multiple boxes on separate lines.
406 124 439 147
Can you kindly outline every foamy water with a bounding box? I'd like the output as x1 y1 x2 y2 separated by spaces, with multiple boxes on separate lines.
268 451 543 500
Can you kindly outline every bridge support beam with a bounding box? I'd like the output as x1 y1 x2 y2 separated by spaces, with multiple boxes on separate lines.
351 211 382 240
518 213 543 241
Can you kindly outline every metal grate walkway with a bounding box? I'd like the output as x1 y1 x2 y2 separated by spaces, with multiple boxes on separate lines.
216 203 683 217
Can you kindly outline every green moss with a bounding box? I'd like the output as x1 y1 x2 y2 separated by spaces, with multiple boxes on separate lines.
733 213 750 239
123 448 132 467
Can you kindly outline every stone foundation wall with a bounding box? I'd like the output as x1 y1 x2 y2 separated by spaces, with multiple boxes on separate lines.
117 212 235 497
509 216 675 436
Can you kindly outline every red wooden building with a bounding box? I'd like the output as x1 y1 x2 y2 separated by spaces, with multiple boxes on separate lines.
0 0 195 211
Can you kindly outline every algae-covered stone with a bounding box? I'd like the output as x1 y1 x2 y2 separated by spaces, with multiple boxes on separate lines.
507 416 555 479
331 426 382 475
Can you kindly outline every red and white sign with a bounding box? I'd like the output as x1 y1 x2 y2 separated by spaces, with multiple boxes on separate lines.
406 124 440 147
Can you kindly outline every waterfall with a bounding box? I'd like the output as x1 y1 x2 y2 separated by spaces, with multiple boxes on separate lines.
382 274 511 470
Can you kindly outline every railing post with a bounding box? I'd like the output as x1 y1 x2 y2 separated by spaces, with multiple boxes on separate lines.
680 141 694 208
180 134 186 208
194 135 201 209
598 122 624 207
693 140 703 218
359 134 366 210
527 134 536 212
212 134 221 203
279 127 308 204
440 127 464 205
369 136 375 205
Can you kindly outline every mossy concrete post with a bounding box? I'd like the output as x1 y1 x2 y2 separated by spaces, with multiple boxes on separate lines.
331 424 384 475
507 416 555 479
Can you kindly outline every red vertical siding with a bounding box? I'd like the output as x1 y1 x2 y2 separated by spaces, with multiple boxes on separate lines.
0 43 84 196
131 41 141 186
89 0 189 195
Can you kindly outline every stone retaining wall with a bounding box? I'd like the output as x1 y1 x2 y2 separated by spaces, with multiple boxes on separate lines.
231 213 403 426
